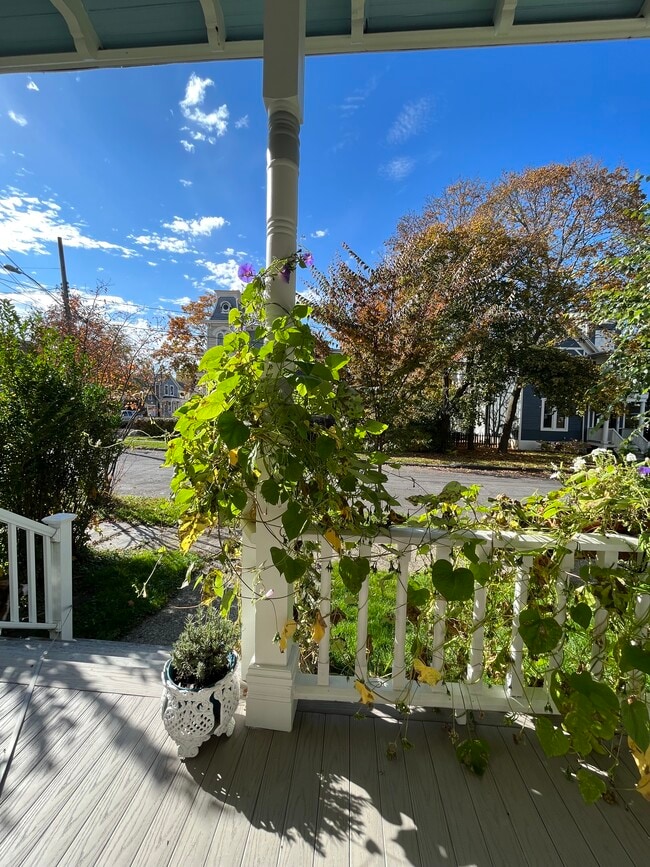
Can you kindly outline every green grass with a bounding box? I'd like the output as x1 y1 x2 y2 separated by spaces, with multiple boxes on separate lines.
102 495 181 527
123 436 168 450
73 548 198 641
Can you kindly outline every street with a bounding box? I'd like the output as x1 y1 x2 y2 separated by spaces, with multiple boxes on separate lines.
114 450 558 509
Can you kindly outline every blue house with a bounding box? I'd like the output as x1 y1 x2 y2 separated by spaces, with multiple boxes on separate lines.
517 332 649 452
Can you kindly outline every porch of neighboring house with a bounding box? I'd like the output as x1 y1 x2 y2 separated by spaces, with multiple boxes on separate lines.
1 637 649 867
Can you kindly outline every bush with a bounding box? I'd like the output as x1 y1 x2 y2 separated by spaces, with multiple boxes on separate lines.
0 302 120 548
170 607 240 689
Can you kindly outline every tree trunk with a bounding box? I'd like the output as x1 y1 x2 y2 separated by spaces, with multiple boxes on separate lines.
498 384 522 454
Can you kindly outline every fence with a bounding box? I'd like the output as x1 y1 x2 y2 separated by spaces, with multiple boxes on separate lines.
451 431 500 449
243 524 646 730
0 509 75 640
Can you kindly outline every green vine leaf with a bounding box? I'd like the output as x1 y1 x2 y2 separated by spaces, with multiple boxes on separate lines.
621 698 650 753
430 559 474 602
518 608 562 655
576 768 607 805
456 738 490 776
270 547 308 583
569 602 592 630
281 501 310 541
535 716 570 757
339 555 370 594
216 410 250 448
620 642 650 675
260 478 281 505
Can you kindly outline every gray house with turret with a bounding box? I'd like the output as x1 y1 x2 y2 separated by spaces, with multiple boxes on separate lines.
207 290 241 351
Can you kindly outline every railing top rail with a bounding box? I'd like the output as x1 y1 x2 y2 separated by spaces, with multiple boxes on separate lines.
303 526 640 553
0 507 58 538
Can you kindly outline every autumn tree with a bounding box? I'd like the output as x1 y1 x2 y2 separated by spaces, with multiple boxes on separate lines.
389 159 645 451
42 284 158 406
157 292 217 388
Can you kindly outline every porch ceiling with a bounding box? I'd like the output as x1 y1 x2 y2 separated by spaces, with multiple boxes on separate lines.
0 0 648 75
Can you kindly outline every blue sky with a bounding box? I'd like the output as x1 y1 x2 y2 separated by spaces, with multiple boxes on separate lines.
0 38 648 334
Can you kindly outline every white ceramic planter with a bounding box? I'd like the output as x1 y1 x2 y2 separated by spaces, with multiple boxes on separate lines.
161 654 241 758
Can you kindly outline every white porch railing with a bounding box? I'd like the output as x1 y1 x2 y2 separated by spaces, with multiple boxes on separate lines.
243 525 646 730
0 508 75 640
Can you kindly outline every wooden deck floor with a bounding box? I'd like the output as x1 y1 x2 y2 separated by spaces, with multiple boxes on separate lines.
1 638 649 867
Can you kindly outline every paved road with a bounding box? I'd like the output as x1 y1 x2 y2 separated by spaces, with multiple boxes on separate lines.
114 450 558 509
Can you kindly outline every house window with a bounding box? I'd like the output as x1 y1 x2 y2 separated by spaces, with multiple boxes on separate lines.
540 398 568 432
216 331 225 346
220 301 230 314
164 384 170 396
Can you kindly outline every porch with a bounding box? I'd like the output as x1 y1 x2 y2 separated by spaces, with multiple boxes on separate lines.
1 637 649 867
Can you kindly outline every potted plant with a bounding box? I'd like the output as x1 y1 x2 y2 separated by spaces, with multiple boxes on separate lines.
161 608 241 758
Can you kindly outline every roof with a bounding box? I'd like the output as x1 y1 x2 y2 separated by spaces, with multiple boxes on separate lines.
1 1 648 75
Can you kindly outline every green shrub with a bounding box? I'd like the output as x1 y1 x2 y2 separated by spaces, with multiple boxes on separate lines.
0 302 120 548
170 607 240 689
128 417 177 437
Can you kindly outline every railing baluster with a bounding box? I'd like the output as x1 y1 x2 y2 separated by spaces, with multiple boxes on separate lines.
317 539 333 687
392 544 411 690
591 550 617 680
548 548 573 678
630 587 650 696
26 528 37 624
507 554 532 698
355 542 371 683
43 535 53 624
467 548 488 683
7 523 19 624
431 544 451 675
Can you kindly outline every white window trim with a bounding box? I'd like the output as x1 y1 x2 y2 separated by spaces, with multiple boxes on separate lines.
540 398 569 432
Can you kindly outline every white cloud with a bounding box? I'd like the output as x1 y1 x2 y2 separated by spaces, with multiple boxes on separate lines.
310 229 328 239
26 79 39 92
130 233 196 254
387 97 431 145
380 157 416 181
340 77 378 115
195 258 242 291
147 261 157 267
0 190 137 257
180 73 229 138
8 111 27 127
235 115 249 129
179 179 193 187
159 295 191 306
163 215 227 236
180 140 195 153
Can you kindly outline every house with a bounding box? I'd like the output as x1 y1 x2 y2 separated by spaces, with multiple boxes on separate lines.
517 330 649 452
206 291 242 351
144 375 186 418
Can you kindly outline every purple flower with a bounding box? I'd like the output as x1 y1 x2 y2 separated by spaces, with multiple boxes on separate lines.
638 466 650 476
302 251 314 268
280 263 292 283
237 262 256 283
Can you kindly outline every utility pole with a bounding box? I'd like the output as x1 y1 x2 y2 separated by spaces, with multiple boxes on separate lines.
57 236 73 333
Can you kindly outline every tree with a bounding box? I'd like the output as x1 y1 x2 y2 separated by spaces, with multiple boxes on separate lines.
157 293 217 388
0 301 120 548
590 195 650 412
42 283 157 406
389 159 645 451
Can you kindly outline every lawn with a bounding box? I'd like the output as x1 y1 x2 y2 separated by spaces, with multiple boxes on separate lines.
390 446 559 475
123 436 168 450
102 494 181 527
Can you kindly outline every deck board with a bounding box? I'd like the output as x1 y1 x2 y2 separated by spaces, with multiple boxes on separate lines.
2 637 650 867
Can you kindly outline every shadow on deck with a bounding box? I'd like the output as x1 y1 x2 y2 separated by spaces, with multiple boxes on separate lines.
0 637 648 866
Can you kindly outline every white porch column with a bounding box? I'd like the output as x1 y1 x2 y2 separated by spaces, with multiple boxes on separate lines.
245 0 305 732
601 417 610 446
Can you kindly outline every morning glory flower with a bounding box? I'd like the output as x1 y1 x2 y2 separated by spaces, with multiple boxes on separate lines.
237 262 256 283
280 263 292 283
638 466 650 476
302 251 314 267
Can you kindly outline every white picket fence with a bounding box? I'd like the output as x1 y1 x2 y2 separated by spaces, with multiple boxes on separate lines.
0 508 75 640
243 523 647 730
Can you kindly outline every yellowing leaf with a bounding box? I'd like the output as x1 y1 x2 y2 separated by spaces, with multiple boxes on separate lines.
413 658 443 687
324 527 342 553
311 612 327 643
178 515 210 552
279 619 297 653
637 772 650 800
628 736 650 776
355 680 374 705
229 448 239 467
